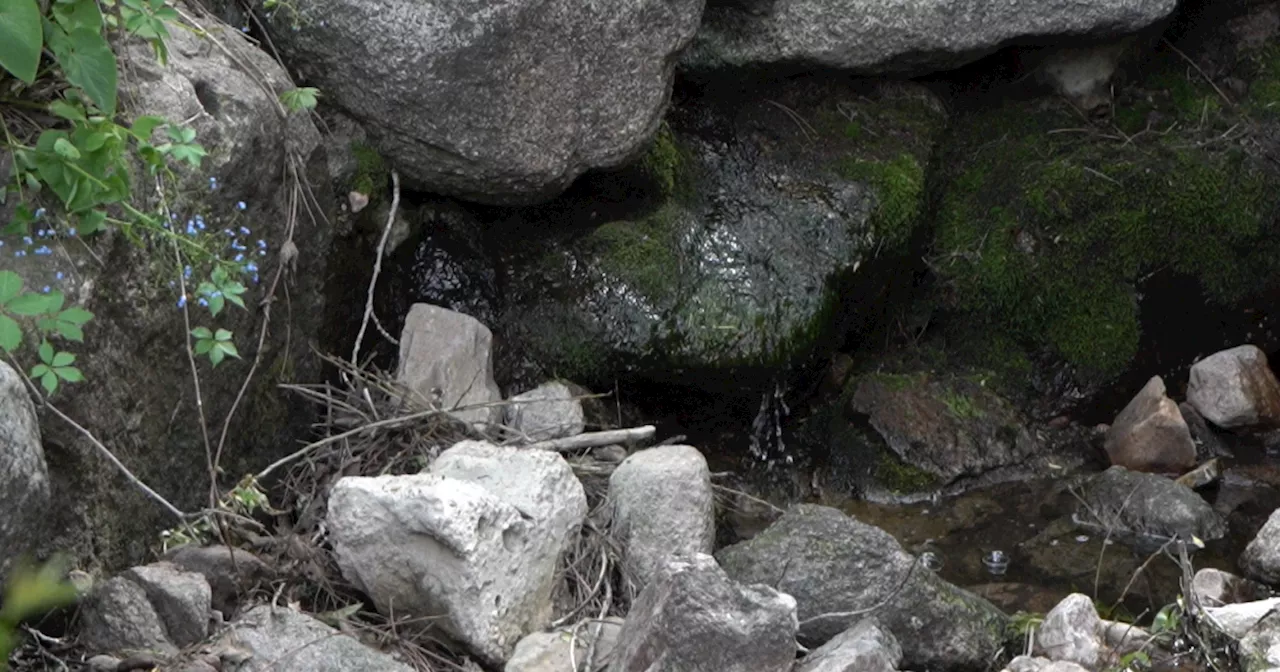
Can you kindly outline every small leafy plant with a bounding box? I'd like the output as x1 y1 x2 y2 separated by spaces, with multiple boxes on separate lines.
0 557 80 671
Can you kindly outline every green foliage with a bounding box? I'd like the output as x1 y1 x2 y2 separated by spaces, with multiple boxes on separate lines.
0 0 42 83
0 557 80 671
195 265 246 317
191 326 239 367
0 271 93 394
639 123 687 199
280 86 319 112
159 477 269 551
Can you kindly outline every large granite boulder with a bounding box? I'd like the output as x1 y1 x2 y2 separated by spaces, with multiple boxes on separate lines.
264 0 704 204
1187 345 1280 430
683 0 1176 74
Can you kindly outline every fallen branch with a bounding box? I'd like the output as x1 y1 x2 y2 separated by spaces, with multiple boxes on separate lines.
351 170 401 369
525 426 656 453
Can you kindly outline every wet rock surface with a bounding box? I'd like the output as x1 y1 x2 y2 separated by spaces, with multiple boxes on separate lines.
1074 466 1226 547
1103 376 1197 474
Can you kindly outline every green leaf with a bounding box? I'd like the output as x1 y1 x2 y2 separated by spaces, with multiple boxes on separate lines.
0 315 21 353
79 208 106 235
38 340 54 364
56 321 85 342
56 366 83 382
194 339 213 355
214 328 232 341
41 370 58 395
31 364 50 378
53 137 82 160
51 351 75 367
209 346 225 367
131 115 166 140
217 341 240 359
208 294 225 317
190 326 212 339
43 291 65 314
58 306 93 326
0 0 43 83
50 27 119 115
49 99 87 122
52 0 104 33
0 271 23 303
280 87 320 112
80 131 108 152
8 294 50 316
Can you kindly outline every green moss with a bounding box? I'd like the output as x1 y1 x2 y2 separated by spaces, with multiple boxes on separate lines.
933 83 1280 378
863 371 925 392
589 203 684 306
351 141 387 197
639 123 689 200
875 451 938 493
939 386 982 419
839 153 925 251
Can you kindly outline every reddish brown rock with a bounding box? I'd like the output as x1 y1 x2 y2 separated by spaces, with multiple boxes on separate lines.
1103 376 1195 474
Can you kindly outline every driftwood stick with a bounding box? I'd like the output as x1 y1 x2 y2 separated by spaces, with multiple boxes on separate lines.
526 426 656 452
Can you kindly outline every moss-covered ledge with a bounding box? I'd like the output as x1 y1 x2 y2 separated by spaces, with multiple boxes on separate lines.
929 38 1280 380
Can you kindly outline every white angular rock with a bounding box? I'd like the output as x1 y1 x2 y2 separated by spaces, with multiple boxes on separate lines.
1103 376 1196 473
327 443 586 665
505 381 586 441
396 304 502 425
795 618 901 672
1034 594 1103 669
223 605 414 671
1242 509 1280 585
1193 568 1270 607
122 563 212 647
1188 345 1280 430
609 445 715 590
1204 598 1280 638
0 360 50 579
1002 657 1091 672
608 554 797 672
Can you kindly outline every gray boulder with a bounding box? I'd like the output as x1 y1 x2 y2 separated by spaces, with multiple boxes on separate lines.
221 605 414 671
717 504 1007 670
505 618 623 672
1104 376 1197 473
1241 508 1280 585
683 0 1174 74
1239 611 1280 672
327 443 586 665
608 554 797 672
1002 657 1091 672
1033 594 1102 669
265 0 703 204
505 381 586 441
849 371 1037 487
609 445 715 590
1188 345 1280 430
396 303 502 426
1075 466 1226 548
1203 598 1280 638
122 563 212 647
78 576 178 657
794 618 901 672
0 360 50 580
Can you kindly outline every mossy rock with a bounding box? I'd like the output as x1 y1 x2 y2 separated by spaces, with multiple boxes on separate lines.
498 77 947 387
931 39 1280 380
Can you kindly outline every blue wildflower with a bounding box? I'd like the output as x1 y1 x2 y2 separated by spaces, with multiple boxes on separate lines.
258 250 266 257
34 208 45 219
22 236 32 245
236 201 247 211
36 229 46 237
67 228 77 237
14 250 25 257
209 176 219 190
34 246 51 256
177 295 187 308
41 286 50 293
252 274 260 284
56 272 64 280
239 226 250 235
257 239 267 249
234 253 244 262
186 221 197 235
245 262 258 272
198 297 209 307
184 265 193 279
